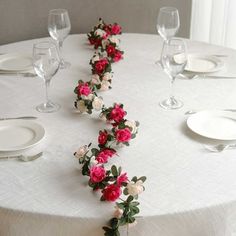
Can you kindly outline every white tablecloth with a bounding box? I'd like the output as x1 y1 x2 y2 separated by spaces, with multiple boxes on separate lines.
1 34 236 236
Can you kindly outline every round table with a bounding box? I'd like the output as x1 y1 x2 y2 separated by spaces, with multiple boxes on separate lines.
1 34 236 236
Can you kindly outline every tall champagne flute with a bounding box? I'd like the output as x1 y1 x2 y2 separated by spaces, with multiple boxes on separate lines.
33 41 60 113
48 9 71 69
156 7 180 64
160 39 187 109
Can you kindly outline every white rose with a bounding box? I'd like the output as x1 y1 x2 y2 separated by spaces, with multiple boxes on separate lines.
92 97 103 111
91 74 101 85
125 120 137 134
94 29 106 37
74 145 88 159
91 55 100 64
109 36 120 46
76 100 87 113
99 113 107 121
102 39 109 49
127 180 144 196
87 93 95 101
89 156 98 167
100 80 111 91
113 206 124 219
102 72 112 81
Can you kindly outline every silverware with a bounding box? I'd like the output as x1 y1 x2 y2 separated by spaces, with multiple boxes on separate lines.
0 152 43 161
185 109 236 115
204 144 236 152
0 116 37 121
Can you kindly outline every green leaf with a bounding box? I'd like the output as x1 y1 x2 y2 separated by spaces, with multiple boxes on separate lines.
127 195 134 203
111 165 118 177
138 176 147 183
110 218 119 229
131 176 138 182
123 188 129 195
130 201 140 207
91 148 99 156
118 167 122 175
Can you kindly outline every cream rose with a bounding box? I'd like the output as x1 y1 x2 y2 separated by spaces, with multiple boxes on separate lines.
89 156 98 167
102 39 109 49
109 36 120 46
92 97 103 110
94 29 106 37
102 72 112 81
100 80 111 91
91 55 100 64
113 206 124 219
74 145 88 159
127 180 144 196
91 74 100 85
125 120 137 134
76 100 87 113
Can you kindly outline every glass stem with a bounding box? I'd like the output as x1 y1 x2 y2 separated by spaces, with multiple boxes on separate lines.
58 40 63 62
45 79 51 104
170 76 176 100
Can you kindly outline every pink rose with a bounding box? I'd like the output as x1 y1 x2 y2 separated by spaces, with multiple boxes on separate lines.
111 24 122 35
78 82 92 96
113 50 123 62
98 130 108 145
117 173 128 186
95 58 109 75
106 45 116 57
109 104 126 123
89 166 106 183
115 128 132 143
102 184 121 201
96 149 116 163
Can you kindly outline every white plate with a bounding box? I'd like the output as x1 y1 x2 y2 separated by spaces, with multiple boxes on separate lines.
0 53 33 72
187 110 236 140
0 120 45 152
185 54 224 73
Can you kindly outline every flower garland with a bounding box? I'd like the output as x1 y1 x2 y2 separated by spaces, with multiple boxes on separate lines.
74 19 146 236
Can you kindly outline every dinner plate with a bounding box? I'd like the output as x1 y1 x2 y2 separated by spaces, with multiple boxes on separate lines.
0 53 33 71
0 120 45 152
185 54 224 73
187 110 236 140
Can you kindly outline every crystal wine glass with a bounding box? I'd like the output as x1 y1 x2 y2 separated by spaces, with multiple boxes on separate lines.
156 7 180 65
33 41 61 113
160 38 187 109
48 9 71 69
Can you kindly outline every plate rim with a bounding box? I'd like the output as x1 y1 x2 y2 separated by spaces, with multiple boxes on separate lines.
185 53 224 73
187 110 236 140
0 120 45 152
0 53 33 72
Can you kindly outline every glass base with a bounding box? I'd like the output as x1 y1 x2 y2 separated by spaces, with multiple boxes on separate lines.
159 97 183 110
36 101 61 113
60 60 71 69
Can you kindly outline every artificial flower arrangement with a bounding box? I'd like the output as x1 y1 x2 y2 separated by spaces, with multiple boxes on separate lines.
74 19 146 236
89 53 113 91
87 18 122 49
101 36 124 63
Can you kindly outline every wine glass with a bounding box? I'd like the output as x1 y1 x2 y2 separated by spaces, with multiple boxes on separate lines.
160 38 187 109
48 9 71 69
33 41 61 113
156 7 180 65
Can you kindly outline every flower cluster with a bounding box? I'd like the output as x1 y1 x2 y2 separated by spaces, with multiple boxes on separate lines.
74 19 145 236
101 36 124 63
89 53 113 91
74 80 104 114
87 18 122 49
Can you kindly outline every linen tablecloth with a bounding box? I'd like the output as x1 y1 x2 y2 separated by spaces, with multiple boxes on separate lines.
0 34 236 236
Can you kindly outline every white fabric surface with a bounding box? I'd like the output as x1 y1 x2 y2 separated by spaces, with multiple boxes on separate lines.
1 34 236 236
